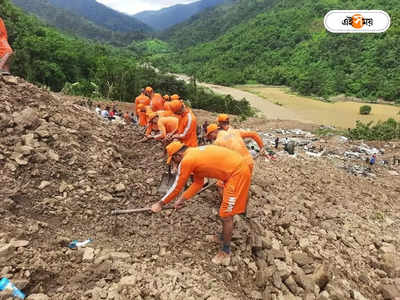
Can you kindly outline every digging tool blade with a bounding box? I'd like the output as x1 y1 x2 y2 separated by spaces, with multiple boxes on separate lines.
111 207 174 215
158 166 175 194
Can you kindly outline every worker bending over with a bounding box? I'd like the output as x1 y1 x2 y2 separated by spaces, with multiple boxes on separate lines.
153 116 178 141
151 142 251 266
169 100 198 147
207 121 265 173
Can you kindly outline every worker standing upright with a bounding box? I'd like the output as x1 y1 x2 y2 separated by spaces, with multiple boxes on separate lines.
0 18 13 75
144 86 165 112
135 89 150 119
151 142 251 266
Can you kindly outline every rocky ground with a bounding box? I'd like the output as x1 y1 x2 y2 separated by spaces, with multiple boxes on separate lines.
0 75 400 300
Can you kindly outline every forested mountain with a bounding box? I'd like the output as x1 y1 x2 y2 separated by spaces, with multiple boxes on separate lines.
162 0 400 102
134 0 228 31
46 0 151 33
11 0 146 46
1 0 161 99
163 0 277 48
1 0 251 115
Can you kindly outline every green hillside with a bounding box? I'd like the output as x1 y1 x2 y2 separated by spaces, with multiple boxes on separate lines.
164 0 400 102
134 0 228 31
47 0 151 33
11 0 146 46
163 0 277 49
1 0 252 116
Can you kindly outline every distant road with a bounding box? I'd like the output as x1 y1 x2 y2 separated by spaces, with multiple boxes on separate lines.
172 73 313 124
173 74 400 128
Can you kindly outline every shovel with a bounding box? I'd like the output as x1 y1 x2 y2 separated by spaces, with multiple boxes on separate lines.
158 166 175 194
111 207 174 215
112 181 217 216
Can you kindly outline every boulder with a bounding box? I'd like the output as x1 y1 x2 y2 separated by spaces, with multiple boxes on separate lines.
13 107 40 129
119 276 136 287
380 284 400 300
312 264 331 290
0 244 16 263
82 247 95 263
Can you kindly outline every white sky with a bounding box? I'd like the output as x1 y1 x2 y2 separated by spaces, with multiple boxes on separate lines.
97 0 199 15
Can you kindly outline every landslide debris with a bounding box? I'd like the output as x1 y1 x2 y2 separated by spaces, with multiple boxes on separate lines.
0 75 400 300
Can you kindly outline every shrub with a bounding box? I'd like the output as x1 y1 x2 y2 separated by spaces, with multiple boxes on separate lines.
347 118 400 141
360 105 372 115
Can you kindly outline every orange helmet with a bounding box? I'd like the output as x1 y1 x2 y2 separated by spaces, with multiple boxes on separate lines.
168 100 183 113
163 94 170 101
171 94 180 100
217 114 229 123
145 86 153 96
166 141 184 164
148 112 158 121
206 124 219 135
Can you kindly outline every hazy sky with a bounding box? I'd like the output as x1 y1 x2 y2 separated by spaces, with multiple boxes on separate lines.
97 0 199 15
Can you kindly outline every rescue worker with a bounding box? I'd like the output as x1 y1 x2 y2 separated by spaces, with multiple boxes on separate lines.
171 94 180 101
135 89 150 118
145 113 160 137
169 100 198 147
207 123 264 174
144 86 165 112
151 141 251 266
153 116 179 141
217 114 230 131
144 105 153 125
163 94 170 102
137 104 147 127
157 102 174 118
0 18 13 75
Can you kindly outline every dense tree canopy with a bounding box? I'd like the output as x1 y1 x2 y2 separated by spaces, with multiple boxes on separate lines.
1 0 253 117
161 0 400 102
11 0 147 46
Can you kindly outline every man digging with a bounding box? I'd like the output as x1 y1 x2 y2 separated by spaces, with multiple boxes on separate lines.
151 141 251 266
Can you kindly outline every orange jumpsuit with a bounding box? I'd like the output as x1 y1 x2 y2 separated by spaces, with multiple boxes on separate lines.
215 128 264 173
135 93 150 115
138 110 147 126
157 110 174 118
144 106 153 124
161 145 251 218
156 117 179 139
177 108 198 147
151 93 165 112
0 18 12 58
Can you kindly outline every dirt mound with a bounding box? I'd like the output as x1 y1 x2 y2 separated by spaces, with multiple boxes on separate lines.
0 75 400 300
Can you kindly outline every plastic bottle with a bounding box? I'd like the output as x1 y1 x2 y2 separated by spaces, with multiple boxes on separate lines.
0 278 26 299
68 238 92 249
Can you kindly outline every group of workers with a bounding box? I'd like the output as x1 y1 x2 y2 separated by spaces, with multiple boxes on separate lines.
0 18 13 75
135 87 264 266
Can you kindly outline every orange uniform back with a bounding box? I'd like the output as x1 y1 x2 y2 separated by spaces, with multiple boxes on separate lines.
135 94 150 115
158 117 178 139
215 128 254 170
161 145 246 204
151 93 165 112
177 108 198 147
